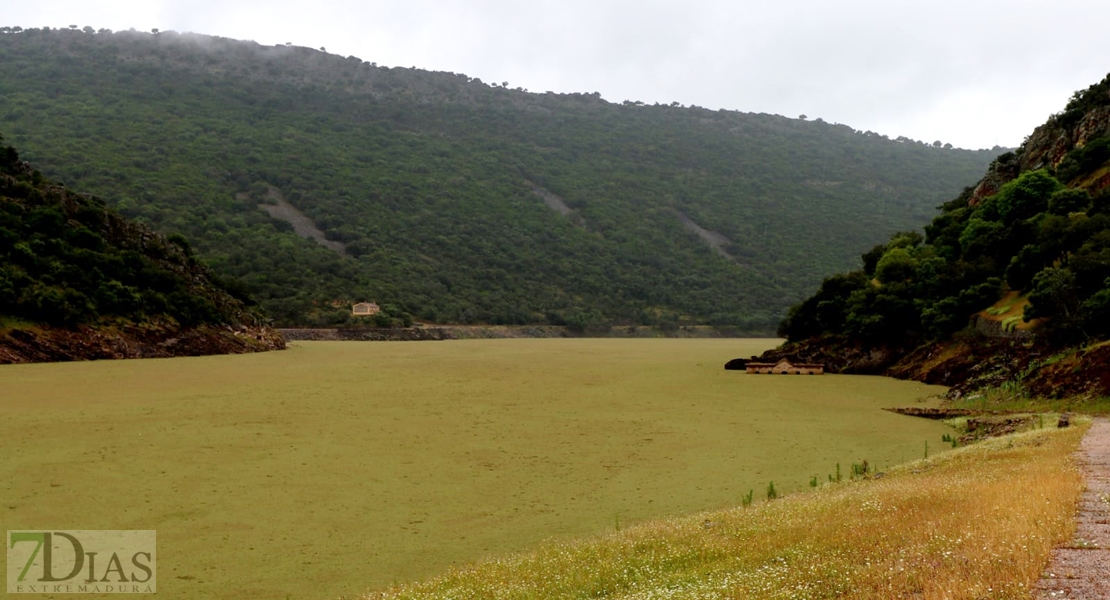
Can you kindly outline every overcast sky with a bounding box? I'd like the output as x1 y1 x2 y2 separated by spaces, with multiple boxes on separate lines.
7 1 1110 150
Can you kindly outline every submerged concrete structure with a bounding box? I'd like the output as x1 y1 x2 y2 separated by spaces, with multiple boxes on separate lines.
745 358 824 375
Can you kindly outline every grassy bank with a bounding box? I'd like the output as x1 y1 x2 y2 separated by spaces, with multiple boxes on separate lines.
362 422 1085 600
951 391 1110 416
0 339 953 599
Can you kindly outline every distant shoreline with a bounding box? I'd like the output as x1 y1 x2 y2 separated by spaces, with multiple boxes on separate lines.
279 325 775 341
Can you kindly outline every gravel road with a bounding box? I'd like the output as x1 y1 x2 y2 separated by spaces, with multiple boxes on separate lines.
1036 418 1110 599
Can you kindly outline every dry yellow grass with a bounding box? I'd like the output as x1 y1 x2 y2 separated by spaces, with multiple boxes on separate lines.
362 423 1085 600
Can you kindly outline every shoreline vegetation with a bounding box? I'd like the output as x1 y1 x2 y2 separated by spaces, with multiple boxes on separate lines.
360 421 1085 600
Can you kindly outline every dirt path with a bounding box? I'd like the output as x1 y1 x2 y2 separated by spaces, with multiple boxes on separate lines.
1036 418 1110 598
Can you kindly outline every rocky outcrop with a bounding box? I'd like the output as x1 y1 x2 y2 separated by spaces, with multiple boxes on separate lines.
754 331 1031 393
882 407 981 419
754 335 900 375
962 415 1037 443
970 101 1110 206
764 331 1110 402
969 152 1021 207
1024 343 1110 399
254 186 347 256
723 358 747 370
0 323 285 364
1023 105 1110 172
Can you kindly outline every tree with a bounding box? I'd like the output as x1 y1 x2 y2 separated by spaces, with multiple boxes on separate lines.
875 247 916 283
887 231 924 249
920 278 1001 338
777 272 868 340
1025 267 1082 339
844 287 918 340
1048 188 1090 215
1005 245 1044 291
861 244 886 275
993 169 1062 223
959 218 1004 259
1080 279 1110 337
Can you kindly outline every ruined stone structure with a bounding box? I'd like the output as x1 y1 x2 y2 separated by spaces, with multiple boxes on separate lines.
745 358 825 375
351 302 381 316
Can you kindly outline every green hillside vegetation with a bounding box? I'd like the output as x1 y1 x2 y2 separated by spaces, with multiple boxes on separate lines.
0 26 1000 329
780 74 1110 347
0 133 264 330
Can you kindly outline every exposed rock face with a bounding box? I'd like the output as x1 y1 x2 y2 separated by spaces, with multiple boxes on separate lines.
970 101 1110 206
882 407 980 419
254 186 347 256
969 153 1021 207
759 332 1110 402
1024 343 1110 399
754 335 898 375
675 210 737 261
962 415 1035 443
1025 105 1110 171
888 338 1031 391
0 323 285 364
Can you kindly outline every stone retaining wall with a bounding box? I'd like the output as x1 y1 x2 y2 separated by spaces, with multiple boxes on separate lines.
973 315 1034 340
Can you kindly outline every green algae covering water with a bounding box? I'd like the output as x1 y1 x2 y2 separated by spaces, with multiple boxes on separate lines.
0 339 952 599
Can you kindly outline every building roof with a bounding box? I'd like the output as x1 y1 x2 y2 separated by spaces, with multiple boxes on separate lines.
746 359 824 368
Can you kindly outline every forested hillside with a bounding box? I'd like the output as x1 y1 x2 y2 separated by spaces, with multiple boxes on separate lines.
0 26 1000 329
0 134 284 362
769 73 1110 396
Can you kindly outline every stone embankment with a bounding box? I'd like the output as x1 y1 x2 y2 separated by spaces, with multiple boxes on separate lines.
279 325 569 341
280 324 756 341
881 407 981 419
